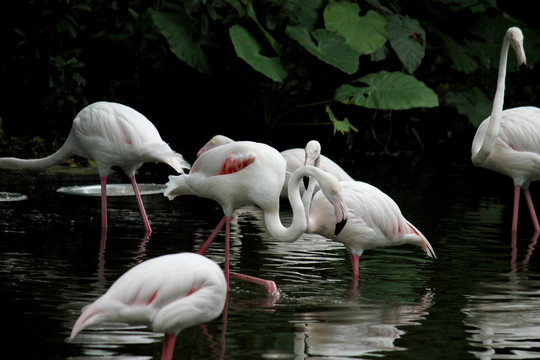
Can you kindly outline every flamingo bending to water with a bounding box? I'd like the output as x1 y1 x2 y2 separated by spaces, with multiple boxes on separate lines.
70 252 227 360
471 27 540 232
302 141 436 283
164 140 348 294
0 101 190 234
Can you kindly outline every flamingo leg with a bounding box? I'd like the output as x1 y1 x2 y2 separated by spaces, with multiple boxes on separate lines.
130 175 152 235
225 218 230 291
198 216 227 255
100 176 108 230
349 254 360 293
350 254 359 279
229 272 278 294
512 186 521 232
161 333 176 360
523 188 540 231
198 216 278 295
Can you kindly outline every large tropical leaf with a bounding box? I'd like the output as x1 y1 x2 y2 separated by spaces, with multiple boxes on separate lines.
446 87 491 127
286 25 359 74
334 71 439 110
323 0 387 55
229 25 288 82
386 14 425 74
151 11 211 74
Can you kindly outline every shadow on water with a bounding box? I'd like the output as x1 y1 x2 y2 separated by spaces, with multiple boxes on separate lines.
1 161 540 359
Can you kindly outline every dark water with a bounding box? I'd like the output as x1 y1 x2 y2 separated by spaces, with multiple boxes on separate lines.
2 159 540 360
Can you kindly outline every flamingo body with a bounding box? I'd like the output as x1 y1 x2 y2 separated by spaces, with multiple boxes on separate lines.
307 181 435 258
0 101 189 233
70 252 227 360
472 106 540 187
196 135 353 198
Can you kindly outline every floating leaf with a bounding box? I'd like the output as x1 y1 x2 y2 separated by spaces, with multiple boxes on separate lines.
229 25 287 82
151 11 210 74
324 1 387 55
286 25 359 74
335 71 439 110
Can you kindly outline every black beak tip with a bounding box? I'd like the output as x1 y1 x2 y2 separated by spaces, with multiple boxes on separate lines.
334 219 347 236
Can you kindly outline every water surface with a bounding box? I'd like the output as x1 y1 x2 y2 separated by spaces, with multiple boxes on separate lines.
1 160 540 359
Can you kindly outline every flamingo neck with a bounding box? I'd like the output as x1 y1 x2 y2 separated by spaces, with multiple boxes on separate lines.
263 167 326 242
472 35 510 165
0 140 74 171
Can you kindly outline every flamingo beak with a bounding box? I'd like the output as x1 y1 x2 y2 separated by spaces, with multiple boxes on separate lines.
333 196 348 236
334 218 347 236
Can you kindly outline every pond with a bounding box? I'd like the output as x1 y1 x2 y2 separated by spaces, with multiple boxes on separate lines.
1 157 540 360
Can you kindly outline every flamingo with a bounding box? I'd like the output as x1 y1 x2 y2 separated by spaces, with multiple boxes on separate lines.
164 140 349 294
70 252 227 360
196 134 354 197
0 101 190 234
302 141 436 284
471 27 540 232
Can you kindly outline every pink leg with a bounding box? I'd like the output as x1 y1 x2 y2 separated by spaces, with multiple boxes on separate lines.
523 188 540 231
350 254 359 278
198 216 227 255
100 176 108 230
130 176 151 234
161 333 176 360
230 272 278 294
512 186 521 232
224 218 230 291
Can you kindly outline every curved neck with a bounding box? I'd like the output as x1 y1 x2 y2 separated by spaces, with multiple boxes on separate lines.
0 151 68 170
263 166 324 243
473 36 511 164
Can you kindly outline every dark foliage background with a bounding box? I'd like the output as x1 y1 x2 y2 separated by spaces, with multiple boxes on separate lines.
1 0 539 169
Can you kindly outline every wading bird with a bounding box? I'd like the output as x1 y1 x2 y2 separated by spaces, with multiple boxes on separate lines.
164 140 348 294
0 101 190 234
471 27 540 232
70 252 227 360
302 141 436 286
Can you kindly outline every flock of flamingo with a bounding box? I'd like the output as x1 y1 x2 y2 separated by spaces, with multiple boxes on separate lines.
0 26 537 359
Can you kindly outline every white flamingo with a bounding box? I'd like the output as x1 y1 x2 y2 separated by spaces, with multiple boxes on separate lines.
164 140 348 294
471 26 540 232
70 252 227 360
302 141 436 286
0 101 190 234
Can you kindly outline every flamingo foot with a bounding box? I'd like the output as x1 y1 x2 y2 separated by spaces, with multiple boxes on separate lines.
230 271 280 297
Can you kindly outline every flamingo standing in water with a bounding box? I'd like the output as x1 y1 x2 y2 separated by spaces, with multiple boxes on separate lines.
471 27 540 232
164 140 348 294
302 141 436 285
70 252 227 360
196 134 354 197
0 101 190 234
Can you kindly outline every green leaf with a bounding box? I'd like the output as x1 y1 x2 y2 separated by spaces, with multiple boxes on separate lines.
326 106 358 134
229 25 287 82
334 71 439 110
286 25 359 74
151 11 211 74
432 28 478 74
385 14 425 74
324 1 387 55
446 87 491 127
